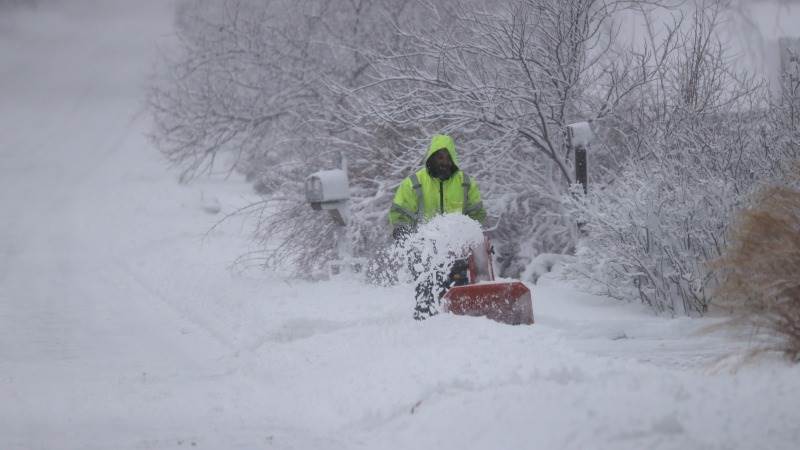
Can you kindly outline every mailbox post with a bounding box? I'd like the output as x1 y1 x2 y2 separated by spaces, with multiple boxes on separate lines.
567 122 594 234
304 160 365 276
567 122 594 194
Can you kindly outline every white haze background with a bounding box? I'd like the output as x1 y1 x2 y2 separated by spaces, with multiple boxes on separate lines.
1 1 799 449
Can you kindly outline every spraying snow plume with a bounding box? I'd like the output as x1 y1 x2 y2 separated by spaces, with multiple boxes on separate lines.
403 214 485 269
386 214 484 317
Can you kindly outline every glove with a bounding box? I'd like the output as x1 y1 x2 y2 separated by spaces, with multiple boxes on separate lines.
392 225 411 241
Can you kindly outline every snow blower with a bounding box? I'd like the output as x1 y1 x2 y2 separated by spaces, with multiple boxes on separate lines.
441 236 534 325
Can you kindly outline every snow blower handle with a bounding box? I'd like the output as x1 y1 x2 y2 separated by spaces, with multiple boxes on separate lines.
468 235 495 283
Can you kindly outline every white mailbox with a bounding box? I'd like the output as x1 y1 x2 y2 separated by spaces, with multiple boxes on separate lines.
567 121 594 148
305 169 350 208
305 168 350 226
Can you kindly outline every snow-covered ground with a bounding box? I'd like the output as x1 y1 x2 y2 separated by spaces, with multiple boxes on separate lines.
1 2 799 449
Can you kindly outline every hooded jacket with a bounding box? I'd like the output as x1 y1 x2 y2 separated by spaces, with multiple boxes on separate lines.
389 134 486 230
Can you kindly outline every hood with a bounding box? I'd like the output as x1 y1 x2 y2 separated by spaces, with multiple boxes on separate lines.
424 134 459 168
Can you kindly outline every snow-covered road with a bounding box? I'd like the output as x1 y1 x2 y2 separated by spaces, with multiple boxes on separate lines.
1 2 799 449
0 2 255 448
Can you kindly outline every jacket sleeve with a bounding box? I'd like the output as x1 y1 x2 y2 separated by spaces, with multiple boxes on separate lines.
464 178 487 224
388 177 419 228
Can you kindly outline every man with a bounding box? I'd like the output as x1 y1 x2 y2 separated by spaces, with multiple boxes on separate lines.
388 134 486 319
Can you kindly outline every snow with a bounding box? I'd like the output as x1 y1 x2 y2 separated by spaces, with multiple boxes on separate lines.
393 213 485 280
1 2 799 450
521 253 573 284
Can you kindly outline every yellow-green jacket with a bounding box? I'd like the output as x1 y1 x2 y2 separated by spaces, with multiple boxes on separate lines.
389 134 486 230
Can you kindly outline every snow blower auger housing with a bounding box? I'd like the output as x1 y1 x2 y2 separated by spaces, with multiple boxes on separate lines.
441 237 534 325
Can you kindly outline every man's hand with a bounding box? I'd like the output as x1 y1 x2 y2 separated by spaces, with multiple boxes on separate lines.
392 225 411 241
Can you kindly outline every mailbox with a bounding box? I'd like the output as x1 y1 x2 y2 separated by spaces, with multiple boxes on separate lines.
305 169 350 209
567 121 594 148
305 164 361 274
305 168 350 226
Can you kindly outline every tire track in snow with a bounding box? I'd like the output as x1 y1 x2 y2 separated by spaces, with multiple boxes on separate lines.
247 314 403 351
112 256 240 353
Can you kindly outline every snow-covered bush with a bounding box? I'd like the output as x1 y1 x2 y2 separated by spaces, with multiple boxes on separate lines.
565 158 744 315
565 5 799 315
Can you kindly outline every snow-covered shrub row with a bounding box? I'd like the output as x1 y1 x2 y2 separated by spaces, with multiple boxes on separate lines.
150 0 797 314
151 0 666 276
564 7 800 315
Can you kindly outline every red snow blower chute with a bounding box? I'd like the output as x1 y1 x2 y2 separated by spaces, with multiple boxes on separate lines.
441 237 534 325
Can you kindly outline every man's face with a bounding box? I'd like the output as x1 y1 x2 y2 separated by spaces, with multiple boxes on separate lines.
429 149 454 179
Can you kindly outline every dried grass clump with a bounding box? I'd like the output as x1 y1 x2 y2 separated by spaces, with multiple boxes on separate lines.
713 183 800 361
